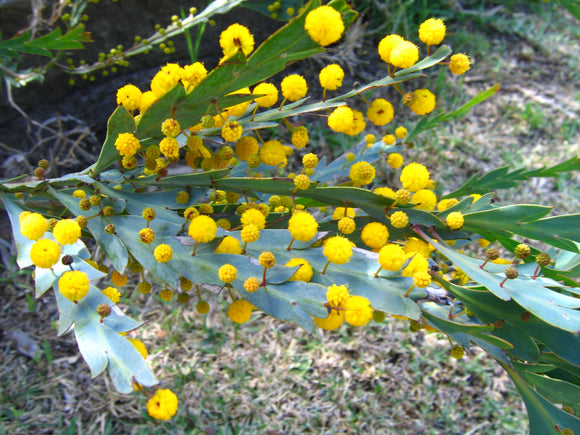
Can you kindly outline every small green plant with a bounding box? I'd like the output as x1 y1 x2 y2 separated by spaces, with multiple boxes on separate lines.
1 1 580 433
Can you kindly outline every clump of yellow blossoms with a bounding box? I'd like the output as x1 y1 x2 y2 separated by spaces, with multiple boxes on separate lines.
304 5 344 46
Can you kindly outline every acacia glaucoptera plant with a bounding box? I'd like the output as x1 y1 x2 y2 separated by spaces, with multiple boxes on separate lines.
1 1 580 433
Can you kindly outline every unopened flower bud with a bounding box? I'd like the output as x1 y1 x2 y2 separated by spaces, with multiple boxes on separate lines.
38 159 50 170
402 92 417 106
79 198 91 211
105 223 116 234
102 205 114 217
486 247 500 261
535 252 551 267
200 114 214 129
62 255 74 265
34 167 45 179
514 243 531 259
97 303 111 318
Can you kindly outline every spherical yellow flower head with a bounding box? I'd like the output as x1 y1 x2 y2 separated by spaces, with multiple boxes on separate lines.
291 126 309 149
400 162 430 192
137 281 151 295
378 243 406 271
374 186 396 199
286 258 313 282
58 270 90 302
161 118 181 138
154 244 173 263
403 237 434 259
181 62 207 92
383 134 396 146
175 190 189 205
139 91 157 114
139 228 155 244
387 153 404 169
446 211 465 230
288 211 318 242
319 64 344 90
258 251 276 269
188 215 217 243
220 23 255 59
111 270 128 287
281 74 308 102
349 161 376 186
72 190 86 199
344 109 366 136
193 300 209 315
402 254 429 277
304 5 344 46
241 224 260 244
437 198 459 211
390 40 419 69
218 264 238 283
159 137 179 159
413 270 432 288
314 310 344 330
243 276 260 293
450 344 465 359
225 87 252 117
241 208 266 230
395 188 412 205
332 207 356 220
115 132 141 157
395 126 408 139
116 84 142 111
412 189 437 211
418 18 446 45
51 219 82 245
150 63 183 99
102 286 121 304
323 236 353 265
147 388 178 421
128 337 148 359
221 120 243 143
449 53 471 75
302 153 318 169
367 99 394 126
378 34 404 64
30 238 61 268
390 211 409 229
233 136 258 161
259 140 286 166
20 212 48 241
293 174 311 191
327 106 354 133
252 82 278 108
407 89 436 115
361 222 390 250
159 289 174 301
326 284 350 307
215 236 242 255
337 216 356 235
228 299 253 324
344 295 373 326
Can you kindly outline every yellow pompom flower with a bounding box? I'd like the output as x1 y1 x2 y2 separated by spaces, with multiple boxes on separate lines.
116 84 142 111
252 82 278 108
418 18 446 45
400 162 430 192
30 239 61 268
383 134 396 146
413 270 432 288
437 198 459 211
161 118 181 138
150 63 183 99
449 53 471 75
294 174 310 191
281 74 308 102
349 161 376 186
390 40 419 69
241 224 260 243
259 140 286 166
215 236 243 254
20 212 48 240
395 126 408 139
225 88 252 117
220 23 255 59
154 244 173 263
53 218 82 246
323 236 353 265
361 222 390 250
181 62 207 92
332 207 356 220
159 137 179 159
159 289 174 301
227 299 253 324
288 211 318 242
327 106 354 133
115 132 141 157
302 153 318 169
319 64 344 90
446 211 465 230
235 136 259 161
412 189 437 211
327 284 350 307
408 89 436 115
241 208 266 230
387 153 404 169
389 211 409 228
128 338 148 359
58 270 90 302
102 286 121 304
139 91 157 113
403 237 434 259
286 258 313 282
146 388 179 420
402 254 429 277
188 215 217 243
367 99 394 126
218 264 238 283
344 295 373 326
221 121 243 143
338 216 356 235
374 186 396 198
304 5 344 46
139 228 155 244
314 310 344 330
378 244 406 271
378 34 404 64
258 251 276 269
344 109 366 136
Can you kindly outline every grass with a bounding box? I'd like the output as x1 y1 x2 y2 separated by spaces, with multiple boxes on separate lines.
2 1 580 434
